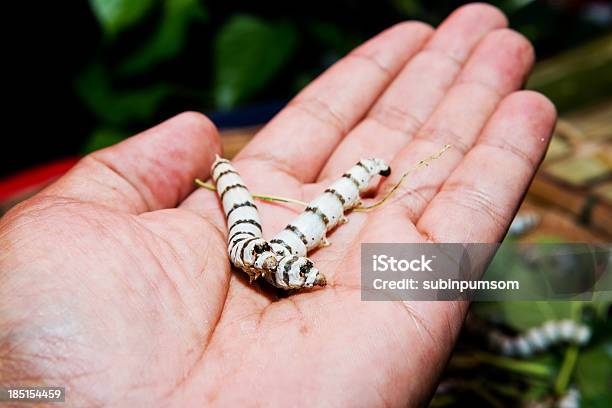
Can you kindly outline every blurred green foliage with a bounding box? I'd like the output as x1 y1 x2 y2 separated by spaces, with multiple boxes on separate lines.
76 63 173 125
77 0 610 153
576 345 612 406
90 0 156 36
527 34 612 113
448 240 612 406
119 0 208 75
213 15 298 108
445 300 612 407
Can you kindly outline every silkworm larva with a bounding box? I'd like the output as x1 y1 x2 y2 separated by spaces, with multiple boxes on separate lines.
211 156 323 291
270 158 391 258
488 319 591 358
211 156 278 282
557 387 580 408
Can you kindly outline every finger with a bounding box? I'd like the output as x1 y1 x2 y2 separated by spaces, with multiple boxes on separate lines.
318 3 508 180
369 28 534 227
234 21 433 185
44 112 221 214
417 91 556 242
179 22 431 225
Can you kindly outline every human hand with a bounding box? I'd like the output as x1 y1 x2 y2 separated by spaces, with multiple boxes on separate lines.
0 4 556 406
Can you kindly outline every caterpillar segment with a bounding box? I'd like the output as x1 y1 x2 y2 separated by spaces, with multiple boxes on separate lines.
557 388 580 408
212 156 277 282
264 255 325 290
266 158 390 289
488 319 591 358
270 158 391 258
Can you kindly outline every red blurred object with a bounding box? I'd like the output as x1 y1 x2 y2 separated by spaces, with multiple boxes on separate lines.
0 157 79 209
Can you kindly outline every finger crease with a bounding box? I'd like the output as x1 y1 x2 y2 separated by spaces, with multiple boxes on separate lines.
477 139 536 168
437 185 508 229
288 96 349 135
419 48 463 70
454 77 504 98
86 155 153 212
394 185 433 223
345 51 393 79
414 127 470 155
415 225 438 243
367 104 423 136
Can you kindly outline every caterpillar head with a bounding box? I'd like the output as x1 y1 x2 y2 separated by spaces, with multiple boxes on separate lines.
362 158 391 177
243 239 278 272
273 256 327 290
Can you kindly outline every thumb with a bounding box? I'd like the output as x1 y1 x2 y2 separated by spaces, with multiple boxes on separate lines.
43 112 221 214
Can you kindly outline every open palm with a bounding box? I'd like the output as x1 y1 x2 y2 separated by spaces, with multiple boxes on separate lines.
0 4 556 407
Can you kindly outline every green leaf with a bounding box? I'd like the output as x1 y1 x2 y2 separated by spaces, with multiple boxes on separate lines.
119 0 207 75
75 63 172 125
89 0 155 36
593 301 611 320
213 15 298 109
575 344 612 406
500 0 537 14
308 20 361 56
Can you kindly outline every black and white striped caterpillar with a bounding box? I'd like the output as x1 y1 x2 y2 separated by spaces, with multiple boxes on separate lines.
269 159 390 257
488 319 591 358
266 159 391 289
557 387 580 408
211 157 391 290
212 156 325 290
211 156 279 283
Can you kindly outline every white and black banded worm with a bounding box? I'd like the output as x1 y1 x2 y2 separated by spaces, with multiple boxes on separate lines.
211 156 323 291
211 156 278 282
488 319 591 358
269 158 391 258
557 387 580 408
264 158 390 289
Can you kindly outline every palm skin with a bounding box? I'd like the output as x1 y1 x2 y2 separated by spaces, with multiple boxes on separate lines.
0 4 556 407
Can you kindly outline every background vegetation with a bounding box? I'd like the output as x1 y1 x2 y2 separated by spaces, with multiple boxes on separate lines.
3 0 610 176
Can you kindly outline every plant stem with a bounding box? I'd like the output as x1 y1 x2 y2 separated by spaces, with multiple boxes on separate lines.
554 302 583 394
194 179 308 206
194 178 216 191
555 344 579 395
453 352 554 378
354 144 451 212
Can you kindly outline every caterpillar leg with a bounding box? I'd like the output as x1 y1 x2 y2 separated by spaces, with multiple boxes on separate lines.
320 237 331 247
339 215 349 225
247 268 262 284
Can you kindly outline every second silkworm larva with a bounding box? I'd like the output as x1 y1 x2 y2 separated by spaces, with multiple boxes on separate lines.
488 319 591 357
270 158 391 258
